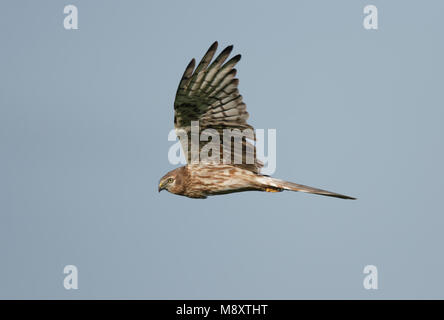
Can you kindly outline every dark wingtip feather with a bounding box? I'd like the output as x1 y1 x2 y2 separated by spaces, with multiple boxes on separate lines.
232 54 241 62
180 58 196 80
188 58 196 69
219 45 234 57
185 58 196 74
209 41 218 50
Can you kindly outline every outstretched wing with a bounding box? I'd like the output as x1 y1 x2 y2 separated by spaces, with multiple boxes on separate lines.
174 41 263 173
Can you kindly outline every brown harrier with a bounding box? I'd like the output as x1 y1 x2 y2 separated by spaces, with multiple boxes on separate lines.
158 42 355 200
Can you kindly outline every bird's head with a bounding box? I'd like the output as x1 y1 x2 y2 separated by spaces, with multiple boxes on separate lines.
158 168 184 194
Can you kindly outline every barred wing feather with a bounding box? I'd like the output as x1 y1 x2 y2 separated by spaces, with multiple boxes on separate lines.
173 41 263 173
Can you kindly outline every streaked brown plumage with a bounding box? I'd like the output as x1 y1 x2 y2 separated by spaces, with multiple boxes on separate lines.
158 42 355 200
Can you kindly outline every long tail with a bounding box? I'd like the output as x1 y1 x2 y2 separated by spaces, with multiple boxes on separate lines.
258 176 356 200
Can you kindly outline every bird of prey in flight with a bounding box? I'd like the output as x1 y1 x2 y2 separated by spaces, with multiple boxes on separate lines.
158 42 355 200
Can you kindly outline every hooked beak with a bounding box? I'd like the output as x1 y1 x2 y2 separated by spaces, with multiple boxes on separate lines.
158 182 166 192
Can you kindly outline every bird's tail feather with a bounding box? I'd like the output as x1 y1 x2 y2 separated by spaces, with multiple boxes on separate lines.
259 176 356 200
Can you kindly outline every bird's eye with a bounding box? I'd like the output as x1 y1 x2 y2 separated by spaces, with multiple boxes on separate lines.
167 178 174 183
